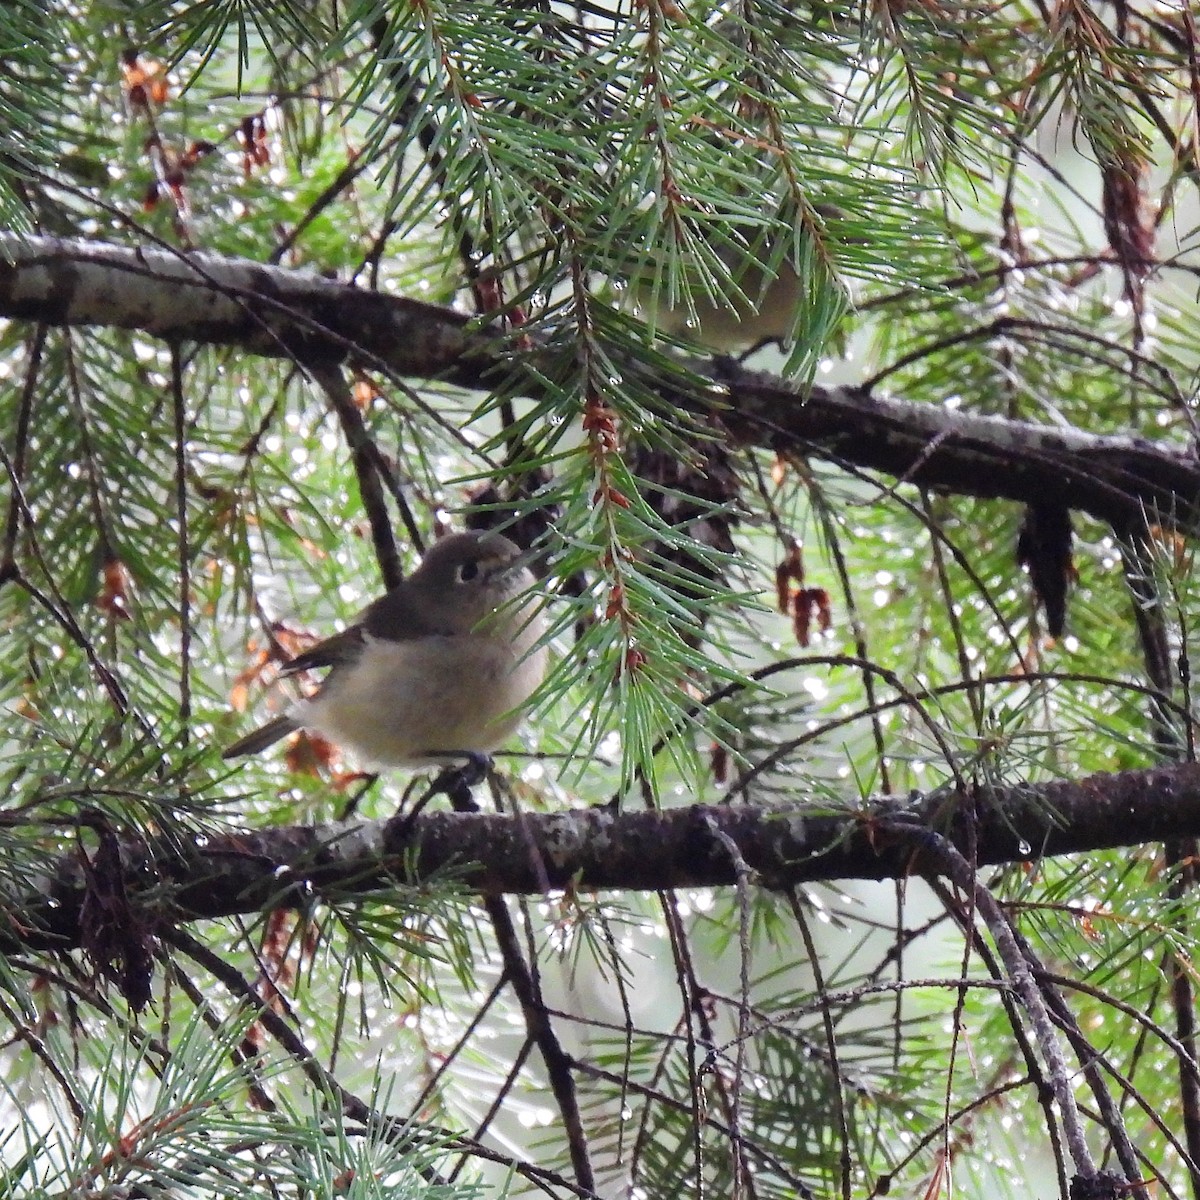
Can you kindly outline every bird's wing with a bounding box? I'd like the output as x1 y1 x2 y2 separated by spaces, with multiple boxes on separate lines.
282 624 368 675
361 585 451 639
281 581 449 677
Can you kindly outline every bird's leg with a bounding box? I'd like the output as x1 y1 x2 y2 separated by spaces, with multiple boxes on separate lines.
392 753 493 838
431 751 492 810
337 772 380 820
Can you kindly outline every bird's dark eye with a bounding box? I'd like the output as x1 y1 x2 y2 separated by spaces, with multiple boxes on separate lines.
456 561 481 583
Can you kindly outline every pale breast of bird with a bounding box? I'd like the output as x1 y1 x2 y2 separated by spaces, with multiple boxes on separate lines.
293 606 547 767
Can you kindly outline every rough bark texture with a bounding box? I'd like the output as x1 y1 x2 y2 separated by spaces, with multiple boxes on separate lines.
11 761 1200 953
3 234 1198 534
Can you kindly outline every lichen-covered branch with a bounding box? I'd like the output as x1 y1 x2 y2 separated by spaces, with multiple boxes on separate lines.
11 761 1200 954
2 234 1197 534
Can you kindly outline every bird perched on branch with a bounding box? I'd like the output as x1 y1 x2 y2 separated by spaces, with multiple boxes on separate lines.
630 221 804 352
223 531 546 770
627 203 853 352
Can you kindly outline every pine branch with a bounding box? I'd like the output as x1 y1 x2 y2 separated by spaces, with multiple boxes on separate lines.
12 760 1200 953
2 233 1198 536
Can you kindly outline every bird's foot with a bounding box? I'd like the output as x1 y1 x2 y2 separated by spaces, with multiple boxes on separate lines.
430 751 492 810
390 753 494 841
337 772 379 820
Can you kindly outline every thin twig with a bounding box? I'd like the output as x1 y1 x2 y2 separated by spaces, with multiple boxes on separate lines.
1 325 44 574
307 359 403 589
165 927 589 1200
701 812 755 1200
170 344 192 729
441 774 596 1194
785 890 852 1200
911 826 1117 1189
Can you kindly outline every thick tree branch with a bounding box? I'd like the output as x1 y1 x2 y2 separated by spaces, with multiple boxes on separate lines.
706 361 1200 533
2 234 1198 534
0 232 483 381
12 761 1200 954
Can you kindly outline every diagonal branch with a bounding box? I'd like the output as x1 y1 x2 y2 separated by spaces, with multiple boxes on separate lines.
2 234 1198 535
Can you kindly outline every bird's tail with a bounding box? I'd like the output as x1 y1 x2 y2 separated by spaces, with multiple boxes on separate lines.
222 715 298 759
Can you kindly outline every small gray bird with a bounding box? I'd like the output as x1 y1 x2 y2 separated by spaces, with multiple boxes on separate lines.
628 223 804 352
222 531 546 767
